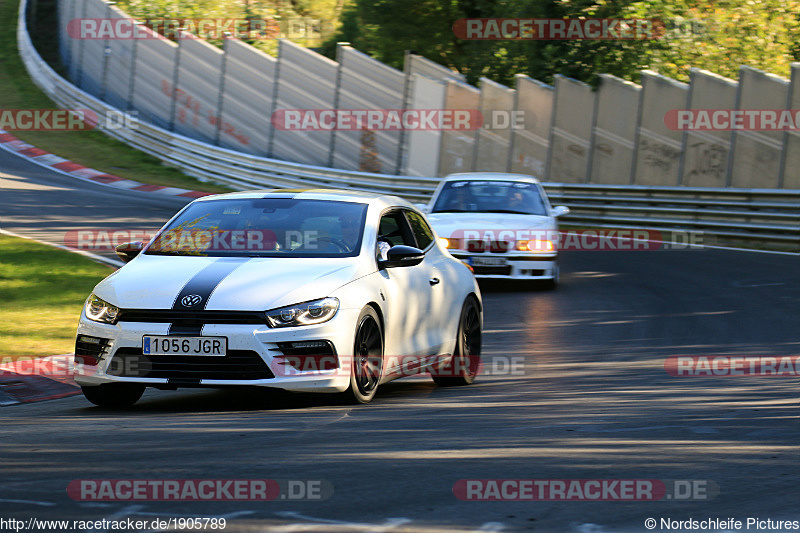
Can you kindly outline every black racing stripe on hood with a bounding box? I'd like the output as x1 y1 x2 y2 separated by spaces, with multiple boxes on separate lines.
168 259 248 335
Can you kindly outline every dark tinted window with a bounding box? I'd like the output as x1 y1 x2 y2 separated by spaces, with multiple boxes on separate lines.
405 211 434 249
432 180 548 215
145 198 368 257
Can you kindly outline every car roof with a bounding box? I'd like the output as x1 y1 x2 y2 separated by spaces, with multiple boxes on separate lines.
193 188 413 208
442 172 541 184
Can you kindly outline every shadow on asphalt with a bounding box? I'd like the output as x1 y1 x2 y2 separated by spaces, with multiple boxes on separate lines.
70 378 454 414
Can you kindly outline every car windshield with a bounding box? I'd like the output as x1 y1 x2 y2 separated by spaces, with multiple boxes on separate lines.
431 180 548 215
145 198 368 257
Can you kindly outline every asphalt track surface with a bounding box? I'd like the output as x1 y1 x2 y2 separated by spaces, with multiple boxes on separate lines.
1 148 799 532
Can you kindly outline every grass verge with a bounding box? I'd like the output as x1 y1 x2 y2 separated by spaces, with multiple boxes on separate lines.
0 0 232 193
0 234 113 357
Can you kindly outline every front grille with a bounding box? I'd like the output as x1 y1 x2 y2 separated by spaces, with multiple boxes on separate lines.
464 240 511 253
472 265 513 276
108 347 274 380
118 309 267 326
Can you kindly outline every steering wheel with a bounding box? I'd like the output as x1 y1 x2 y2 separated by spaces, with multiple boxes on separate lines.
315 236 350 252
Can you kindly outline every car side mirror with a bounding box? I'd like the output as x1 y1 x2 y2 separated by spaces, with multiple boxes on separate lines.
551 205 570 217
378 245 425 269
115 241 143 263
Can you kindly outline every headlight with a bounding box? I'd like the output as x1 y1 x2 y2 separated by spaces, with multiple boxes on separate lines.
84 294 120 324
516 239 555 253
265 297 339 328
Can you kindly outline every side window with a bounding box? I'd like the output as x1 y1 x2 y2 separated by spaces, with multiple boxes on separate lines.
405 211 434 250
378 214 401 246
377 210 415 260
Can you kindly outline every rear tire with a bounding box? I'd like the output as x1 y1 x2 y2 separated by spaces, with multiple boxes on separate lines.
341 307 384 404
81 383 145 407
432 297 482 386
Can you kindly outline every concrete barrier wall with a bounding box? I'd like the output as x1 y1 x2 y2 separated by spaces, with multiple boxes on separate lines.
332 46 404 173
728 67 788 188
633 71 688 186
590 74 640 184
473 77 514 172
217 39 275 155
172 37 224 144
270 39 337 166
129 29 177 131
548 75 594 183
404 74 445 177
72 0 106 97
100 6 137 112
56 0 800 188
782 64 800 189
680 69 736 187
508 75 552 177
437 80 480 176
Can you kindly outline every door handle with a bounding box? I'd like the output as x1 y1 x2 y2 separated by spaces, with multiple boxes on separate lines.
429 277 440 286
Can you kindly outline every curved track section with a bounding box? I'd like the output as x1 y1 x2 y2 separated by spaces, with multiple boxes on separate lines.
0 152 799 532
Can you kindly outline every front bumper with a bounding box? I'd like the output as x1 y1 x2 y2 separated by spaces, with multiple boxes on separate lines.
451 252 558 280
73 308 361 393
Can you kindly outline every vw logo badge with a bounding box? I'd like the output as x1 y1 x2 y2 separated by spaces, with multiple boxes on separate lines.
181 294 202 307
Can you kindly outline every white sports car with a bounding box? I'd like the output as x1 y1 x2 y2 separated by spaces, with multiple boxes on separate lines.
74 190 482 406
423 173 569 288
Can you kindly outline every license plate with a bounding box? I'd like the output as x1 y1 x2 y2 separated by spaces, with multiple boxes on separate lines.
142 336 227 356
471 256 507 267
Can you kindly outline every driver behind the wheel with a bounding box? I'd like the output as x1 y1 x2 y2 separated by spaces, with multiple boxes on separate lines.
336 214 362 253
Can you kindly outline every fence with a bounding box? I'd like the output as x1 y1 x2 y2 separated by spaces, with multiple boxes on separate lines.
19 0 800 252
56 0 800 188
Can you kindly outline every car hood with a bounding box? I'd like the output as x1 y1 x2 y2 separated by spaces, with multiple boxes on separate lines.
94 255 365 311
426 212 554 238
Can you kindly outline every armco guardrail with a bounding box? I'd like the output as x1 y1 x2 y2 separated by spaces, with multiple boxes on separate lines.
545 185 800 248
16 0 800 251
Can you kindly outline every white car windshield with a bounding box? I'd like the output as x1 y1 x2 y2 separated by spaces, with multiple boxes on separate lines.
145 198 368 257
431 180 548 215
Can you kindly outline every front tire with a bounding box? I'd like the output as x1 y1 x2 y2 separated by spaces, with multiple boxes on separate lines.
342 307 384 404
81 383 145 407
432 297 482 386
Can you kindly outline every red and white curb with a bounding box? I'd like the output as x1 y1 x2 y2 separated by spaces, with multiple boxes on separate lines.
0 129 212 199
0 355 80 406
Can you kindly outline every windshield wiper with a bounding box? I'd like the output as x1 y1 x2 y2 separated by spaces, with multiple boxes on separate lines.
484 209 535 214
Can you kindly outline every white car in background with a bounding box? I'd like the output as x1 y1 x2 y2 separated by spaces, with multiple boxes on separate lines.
74 190 482 407
422 173 569 288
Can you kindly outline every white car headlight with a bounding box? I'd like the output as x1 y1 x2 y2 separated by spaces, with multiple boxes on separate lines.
265 297 340 328
85 294 120 324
